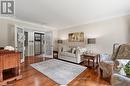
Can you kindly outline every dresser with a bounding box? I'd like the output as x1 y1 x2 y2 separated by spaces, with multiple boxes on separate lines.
0 50 22 85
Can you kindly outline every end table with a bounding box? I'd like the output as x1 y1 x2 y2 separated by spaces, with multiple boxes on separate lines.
81 53 100 68
53 51 58 59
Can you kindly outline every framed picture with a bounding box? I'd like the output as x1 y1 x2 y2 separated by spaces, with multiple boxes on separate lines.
68 32 84 42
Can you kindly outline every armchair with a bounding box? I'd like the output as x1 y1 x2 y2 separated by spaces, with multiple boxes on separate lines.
99 44 130 78
99 43 119 78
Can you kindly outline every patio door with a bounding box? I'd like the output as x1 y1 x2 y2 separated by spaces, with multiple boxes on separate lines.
45 32 53 58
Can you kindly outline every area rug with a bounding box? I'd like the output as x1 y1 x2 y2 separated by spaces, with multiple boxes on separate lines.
31 59 86 85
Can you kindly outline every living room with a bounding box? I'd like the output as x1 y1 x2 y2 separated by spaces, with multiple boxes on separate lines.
0 0 130 86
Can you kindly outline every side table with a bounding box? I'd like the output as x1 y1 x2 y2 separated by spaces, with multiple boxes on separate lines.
81 53 100 68
53 51 58 59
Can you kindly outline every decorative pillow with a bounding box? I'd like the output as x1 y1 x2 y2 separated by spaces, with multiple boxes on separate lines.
68 48 73 53
74 50 76 54
61 47 63 52
72 48 76 54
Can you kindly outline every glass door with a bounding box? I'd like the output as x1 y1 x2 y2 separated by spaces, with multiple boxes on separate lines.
45 31 53 58
34 32 45 55
28 31 34 56
15 26 25 63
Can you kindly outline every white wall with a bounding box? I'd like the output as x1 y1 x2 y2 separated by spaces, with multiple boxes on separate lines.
127 17 130 42
52 30 58 51
0 19 9 47
1 15 130 53
58 15 130 54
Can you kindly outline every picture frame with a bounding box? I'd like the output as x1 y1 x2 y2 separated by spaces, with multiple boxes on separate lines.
68 32 84 42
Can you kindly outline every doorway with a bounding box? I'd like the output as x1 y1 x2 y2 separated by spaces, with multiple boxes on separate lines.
34 32 45 56
24 31 28 56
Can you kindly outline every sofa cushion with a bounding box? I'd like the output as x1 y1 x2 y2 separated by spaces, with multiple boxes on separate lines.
60 52 66 56
60 52 76 57
65 52 76 57
72 48 76 54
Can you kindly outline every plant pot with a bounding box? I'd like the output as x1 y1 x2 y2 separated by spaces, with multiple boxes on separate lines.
126 74 130 78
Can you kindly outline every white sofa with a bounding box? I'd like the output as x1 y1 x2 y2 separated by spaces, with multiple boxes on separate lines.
58 46 83 63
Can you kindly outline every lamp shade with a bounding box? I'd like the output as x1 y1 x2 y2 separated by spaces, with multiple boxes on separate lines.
57 40 63 44
88 38 96 44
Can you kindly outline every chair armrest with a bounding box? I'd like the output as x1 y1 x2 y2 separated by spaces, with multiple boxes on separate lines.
99 61 114 76
111 73 130 86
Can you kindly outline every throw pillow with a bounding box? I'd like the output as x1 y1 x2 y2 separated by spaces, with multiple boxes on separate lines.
72 48 76 54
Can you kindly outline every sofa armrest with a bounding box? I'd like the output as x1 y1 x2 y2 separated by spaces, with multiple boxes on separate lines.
111 73 130 86
58 46 63 56
75 48 82 63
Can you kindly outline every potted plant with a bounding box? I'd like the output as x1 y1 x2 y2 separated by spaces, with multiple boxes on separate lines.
124 61 130 77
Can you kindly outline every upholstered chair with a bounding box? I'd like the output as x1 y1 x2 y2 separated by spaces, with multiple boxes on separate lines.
111 44 130 86
99 43 119 78
99 44 130 78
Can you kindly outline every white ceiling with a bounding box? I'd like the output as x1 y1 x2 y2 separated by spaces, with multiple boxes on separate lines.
15 0 130 30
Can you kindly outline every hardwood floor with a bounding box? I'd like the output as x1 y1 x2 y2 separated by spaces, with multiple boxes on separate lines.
9 56 110 86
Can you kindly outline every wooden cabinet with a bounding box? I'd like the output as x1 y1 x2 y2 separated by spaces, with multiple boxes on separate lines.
0 55 3 82
0 50 22 85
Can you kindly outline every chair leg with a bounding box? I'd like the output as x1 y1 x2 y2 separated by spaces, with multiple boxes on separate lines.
93 59 94 67
100 68 103 78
